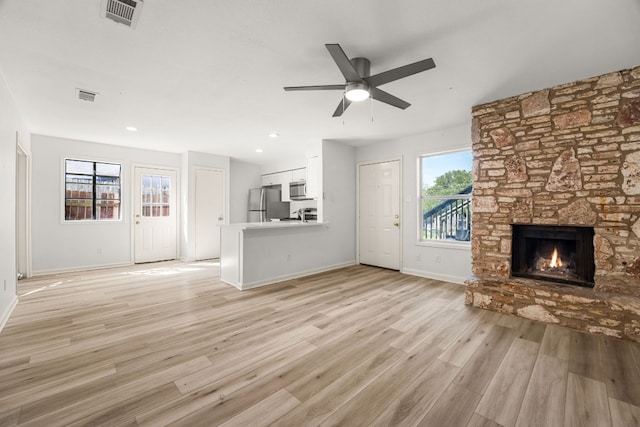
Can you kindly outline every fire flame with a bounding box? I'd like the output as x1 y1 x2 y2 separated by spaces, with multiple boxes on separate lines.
550 247 563 268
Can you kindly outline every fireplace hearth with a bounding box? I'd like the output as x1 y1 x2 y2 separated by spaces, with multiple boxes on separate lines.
511 225 595 287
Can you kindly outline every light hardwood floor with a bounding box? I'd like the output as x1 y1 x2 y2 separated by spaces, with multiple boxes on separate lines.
1 261 640 426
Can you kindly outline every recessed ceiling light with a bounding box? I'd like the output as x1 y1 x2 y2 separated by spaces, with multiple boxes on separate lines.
268 133 279 138
256 149 264 153
125 126 137 132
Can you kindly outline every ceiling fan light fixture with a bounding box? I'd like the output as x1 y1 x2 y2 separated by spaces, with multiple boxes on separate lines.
345 82 369 102
283 44 435 116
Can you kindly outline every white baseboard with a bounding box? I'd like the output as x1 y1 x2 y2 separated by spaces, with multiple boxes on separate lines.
32 261 134 277
402 267 467 285
232 261 356 291
0 295 18 333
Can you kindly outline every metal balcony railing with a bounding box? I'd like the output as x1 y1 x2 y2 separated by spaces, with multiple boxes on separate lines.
422 185 472 241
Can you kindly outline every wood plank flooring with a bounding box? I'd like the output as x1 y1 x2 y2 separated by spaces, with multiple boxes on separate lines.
1 261 640 426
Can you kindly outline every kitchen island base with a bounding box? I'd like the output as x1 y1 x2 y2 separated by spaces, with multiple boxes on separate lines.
220 222 352 290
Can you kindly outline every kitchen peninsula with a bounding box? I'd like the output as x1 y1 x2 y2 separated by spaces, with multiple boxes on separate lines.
220 220 332 290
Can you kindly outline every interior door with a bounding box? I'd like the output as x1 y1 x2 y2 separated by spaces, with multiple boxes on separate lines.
134 167 177 263
16 141 30 279
359 160 401 270
195 168 224 260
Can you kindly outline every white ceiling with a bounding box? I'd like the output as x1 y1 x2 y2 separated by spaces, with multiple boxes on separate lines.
1 0 639 164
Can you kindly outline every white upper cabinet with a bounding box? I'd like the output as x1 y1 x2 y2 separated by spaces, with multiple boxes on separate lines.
261 161 319 201
280 170 292 201
306 156 320 199
291 168 306 182
261 173 281 187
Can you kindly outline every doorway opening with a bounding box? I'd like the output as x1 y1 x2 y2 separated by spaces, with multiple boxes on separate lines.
16 137 31 280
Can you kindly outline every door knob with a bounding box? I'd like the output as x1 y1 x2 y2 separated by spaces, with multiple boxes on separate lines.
136 221 140 224
393 222 399 227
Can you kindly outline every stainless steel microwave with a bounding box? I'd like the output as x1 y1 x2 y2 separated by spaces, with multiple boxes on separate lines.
290 180 309 200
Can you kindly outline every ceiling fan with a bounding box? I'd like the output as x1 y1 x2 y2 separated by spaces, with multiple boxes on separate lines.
284 44 436 117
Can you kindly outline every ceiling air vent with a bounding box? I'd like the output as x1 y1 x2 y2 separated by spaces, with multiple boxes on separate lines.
101 0 143 28
77 89 97 102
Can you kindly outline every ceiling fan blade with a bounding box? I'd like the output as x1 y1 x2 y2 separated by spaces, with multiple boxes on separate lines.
332 97 352 117
365 58 435 87
370 87 411 109
284 84 345 91
325 44 362 82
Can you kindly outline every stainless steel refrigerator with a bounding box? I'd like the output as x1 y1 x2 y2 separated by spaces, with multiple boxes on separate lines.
248 187 290 222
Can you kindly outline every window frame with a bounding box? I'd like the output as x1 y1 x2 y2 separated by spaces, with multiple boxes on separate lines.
417 149 472 247
63 157 123 223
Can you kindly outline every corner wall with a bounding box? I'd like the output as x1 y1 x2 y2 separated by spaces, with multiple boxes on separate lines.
321 140 357 266
229 159 262 223
0 70 28 328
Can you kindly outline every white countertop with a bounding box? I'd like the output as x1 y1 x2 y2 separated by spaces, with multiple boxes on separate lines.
221 221 326 230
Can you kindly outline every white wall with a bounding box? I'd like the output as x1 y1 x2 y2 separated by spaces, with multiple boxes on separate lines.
0 70 29 328
321 140 357 265
355 122 472 284
260 149 308 174
180 151 230 261
31 135 181 274
229 159 261 223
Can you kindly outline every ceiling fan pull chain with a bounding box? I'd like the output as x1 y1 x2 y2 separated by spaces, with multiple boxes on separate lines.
370 94 374 123
342 93 346 125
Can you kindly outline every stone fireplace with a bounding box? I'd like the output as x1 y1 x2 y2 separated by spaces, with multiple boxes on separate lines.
465 65 640 341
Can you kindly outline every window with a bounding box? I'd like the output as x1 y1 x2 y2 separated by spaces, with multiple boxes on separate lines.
140 174 171 217
65 159 121 221
419 150 472 242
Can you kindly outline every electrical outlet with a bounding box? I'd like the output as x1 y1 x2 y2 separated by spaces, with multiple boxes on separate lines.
416 254 421 261
97 248 103 254
435 255 442 263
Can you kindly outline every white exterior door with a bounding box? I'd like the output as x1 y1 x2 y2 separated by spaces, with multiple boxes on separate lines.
134 167 177 263
359 160 401 270
195 168 224 260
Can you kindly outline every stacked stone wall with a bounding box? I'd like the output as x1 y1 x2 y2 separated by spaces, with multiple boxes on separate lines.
467 66 640 341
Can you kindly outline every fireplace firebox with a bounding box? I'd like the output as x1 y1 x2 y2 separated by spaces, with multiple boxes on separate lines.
511 225 595 287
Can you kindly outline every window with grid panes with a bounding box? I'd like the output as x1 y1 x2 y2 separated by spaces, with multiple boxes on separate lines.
65 159 121 221
140 174 171 217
